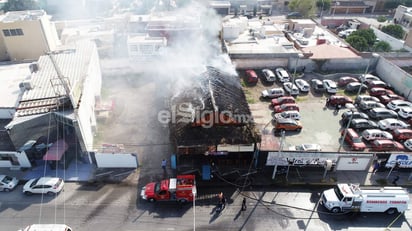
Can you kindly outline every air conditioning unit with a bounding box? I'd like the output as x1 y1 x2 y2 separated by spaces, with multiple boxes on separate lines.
29 62 39 73
22 80 33 90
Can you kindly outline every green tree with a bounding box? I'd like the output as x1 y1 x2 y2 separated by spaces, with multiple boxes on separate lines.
350 29 377 46
2 0 39 12
346 35 368 51
288 0 316 17
373 41 391 52
316 0 331 12
381 24 405 39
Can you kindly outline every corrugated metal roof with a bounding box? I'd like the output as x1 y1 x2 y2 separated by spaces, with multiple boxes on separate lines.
17 40 96 117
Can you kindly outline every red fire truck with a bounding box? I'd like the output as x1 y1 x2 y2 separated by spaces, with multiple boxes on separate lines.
140 175 196 204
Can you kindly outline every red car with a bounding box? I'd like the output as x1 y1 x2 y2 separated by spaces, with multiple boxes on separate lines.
369 87 394 97
369 139 405 152
326 95 353 107
341 128 366 151
245 69 258 84
378 94 405 105
271 96 295 106
337 76 358 87
274 103 300 113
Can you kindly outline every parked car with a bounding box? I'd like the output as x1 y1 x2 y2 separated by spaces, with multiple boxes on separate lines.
361 129 393 141
367 108 398 120
283 82 300 96
391 128 412 142
323 79 338 94
262 69 276 82
338 29 356 38
386 100 412 112
261 88 285 99
378 94 405 105
288 143 321 151
244 69 258 84
273 110 301 120
398 107 412 119
358 101 385 111
271 96 295 106
274 103 300 113
359 74 381 84
0 175 19 192
349 118 378 131
287 11 302 19
341 128 366 151
403 139 412 151
275 67 290 83
378 118 409 130
338 76 359 87
370 139 405 152
326 95 353 107
341 111 369 125
311 79 325 93
23 177 64 196
295 79 310 93
368 80 388 89
345 82 367 93
273 118 302 132
355 95 379 105
369 87 394 97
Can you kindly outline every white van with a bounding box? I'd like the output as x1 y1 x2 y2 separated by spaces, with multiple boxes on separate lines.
338 29 356 38
361 129 393 141
20 224 73 231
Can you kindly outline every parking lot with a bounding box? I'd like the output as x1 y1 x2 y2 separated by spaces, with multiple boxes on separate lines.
240 69 366 152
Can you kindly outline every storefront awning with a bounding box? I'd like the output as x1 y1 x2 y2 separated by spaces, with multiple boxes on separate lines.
43 139 68 161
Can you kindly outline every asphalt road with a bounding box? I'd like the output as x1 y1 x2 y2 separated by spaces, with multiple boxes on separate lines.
1 183 411 231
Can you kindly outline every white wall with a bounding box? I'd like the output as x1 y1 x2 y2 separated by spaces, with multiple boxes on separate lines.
0 108 15 119
370 26 404 50
0 151 31 168
94 153 138 168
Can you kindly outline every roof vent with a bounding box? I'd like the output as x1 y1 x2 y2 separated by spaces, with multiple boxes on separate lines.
20 80 33 90
29 62 39 73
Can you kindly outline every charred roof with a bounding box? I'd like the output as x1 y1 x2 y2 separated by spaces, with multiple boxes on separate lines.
170 66 260 146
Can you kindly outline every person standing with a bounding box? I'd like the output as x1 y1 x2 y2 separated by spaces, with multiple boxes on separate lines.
372 161 380 174
241 197 247 211
392 175 400 186
161 159 167 171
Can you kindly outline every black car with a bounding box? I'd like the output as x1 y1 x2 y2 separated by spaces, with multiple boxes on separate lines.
341 111 369 125
345 82 368 93
349 118 378 131
287 11 302 19
311 79 325 93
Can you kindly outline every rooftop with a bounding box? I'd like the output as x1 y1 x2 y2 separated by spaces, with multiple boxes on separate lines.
0 62 31 109
0 10 46 23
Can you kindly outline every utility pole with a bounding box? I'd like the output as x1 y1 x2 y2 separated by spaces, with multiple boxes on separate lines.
272 130 285 180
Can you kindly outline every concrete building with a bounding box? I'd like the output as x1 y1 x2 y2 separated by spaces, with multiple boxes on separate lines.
0 10 60 61
2 40 102 169
394 5 412 28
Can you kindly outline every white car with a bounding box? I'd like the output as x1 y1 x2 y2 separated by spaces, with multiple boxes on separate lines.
403 139 412 151
283 82 300 96
359 74 380 84
386 100 412 112
378 118 409 131
0 175 19 192
261 87 285 98
289 144 321 151
273 110 301 120
275 67 290 82
262 69 276 82
398 107 412 119
322 79 337 94
338 29 356 38
295 79 310 93
23 177 64 196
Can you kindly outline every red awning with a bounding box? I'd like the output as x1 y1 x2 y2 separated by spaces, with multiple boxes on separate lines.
43 139 68 161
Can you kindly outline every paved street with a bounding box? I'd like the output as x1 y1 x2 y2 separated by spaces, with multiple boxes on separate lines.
1 183 410 231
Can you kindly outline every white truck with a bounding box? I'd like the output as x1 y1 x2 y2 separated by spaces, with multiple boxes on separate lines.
321 183 409 214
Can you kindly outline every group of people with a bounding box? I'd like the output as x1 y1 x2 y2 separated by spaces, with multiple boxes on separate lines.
217 192 247 212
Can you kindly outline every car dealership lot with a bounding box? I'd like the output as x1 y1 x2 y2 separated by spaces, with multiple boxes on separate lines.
243 71 346 151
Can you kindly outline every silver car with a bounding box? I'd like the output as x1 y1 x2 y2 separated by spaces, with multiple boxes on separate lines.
0 175 19 192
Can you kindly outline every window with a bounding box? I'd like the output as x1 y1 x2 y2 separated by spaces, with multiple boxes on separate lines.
3 29 10 37
2 28 24 37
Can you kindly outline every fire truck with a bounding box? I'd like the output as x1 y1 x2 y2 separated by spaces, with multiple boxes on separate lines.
140 175 196 204
321 183 409 214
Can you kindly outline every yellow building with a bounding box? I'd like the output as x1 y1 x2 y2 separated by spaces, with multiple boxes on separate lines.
0 10 60 61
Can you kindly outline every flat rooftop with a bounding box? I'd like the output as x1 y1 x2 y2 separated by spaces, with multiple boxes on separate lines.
0 62 31 108
0 10 45 23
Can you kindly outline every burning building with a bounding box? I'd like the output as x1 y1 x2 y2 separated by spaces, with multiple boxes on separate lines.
169 66 260 179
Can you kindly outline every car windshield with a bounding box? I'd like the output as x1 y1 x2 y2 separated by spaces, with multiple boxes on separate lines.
295 145 304 151
30 178 39 187
1 176 12 183
334 186 344 201
353 137 363 143
154 183 161 193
